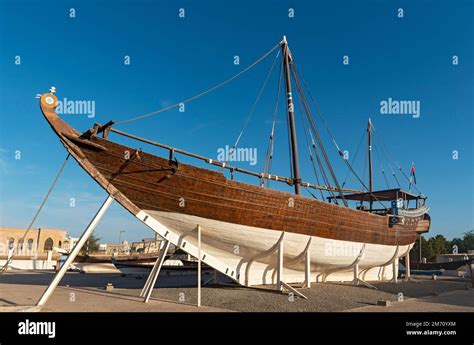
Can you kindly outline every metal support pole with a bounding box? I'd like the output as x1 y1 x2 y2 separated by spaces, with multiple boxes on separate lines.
37 195 114 307
305 249 311 288
470 262 474 288
353 264 359 285
1 248 14 273
419 234 422 263
140 258 158 297
143 240 170 303
392 259 398 284
405 250 411 281
197 225 202 307
141 242 169 297
276 241 283 290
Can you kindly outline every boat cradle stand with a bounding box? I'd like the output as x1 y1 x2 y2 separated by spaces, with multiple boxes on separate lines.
139 240 171 303
243 232 309 299
36 195 114 308
32 192 405 309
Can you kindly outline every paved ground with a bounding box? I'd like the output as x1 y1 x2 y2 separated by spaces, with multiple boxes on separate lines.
0 270 472 312
136 278 473 312
0 270 228 312
349 289 474 312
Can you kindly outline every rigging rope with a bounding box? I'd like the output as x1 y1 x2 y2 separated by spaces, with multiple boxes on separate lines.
116 43 281 125
226 49 281 165
373 140 390 189
342 129 365 188
263 59 283 187
372 131 401 188
296 94 324 200
292 62 380 197
372 129 421 194
290 64 347 206
294 81 330 201
291 62 392 210
1 154 70 274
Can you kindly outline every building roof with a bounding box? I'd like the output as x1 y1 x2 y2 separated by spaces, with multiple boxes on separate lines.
0 227 67 234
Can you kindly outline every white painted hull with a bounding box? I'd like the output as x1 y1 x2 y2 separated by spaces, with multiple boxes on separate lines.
137 210 412 286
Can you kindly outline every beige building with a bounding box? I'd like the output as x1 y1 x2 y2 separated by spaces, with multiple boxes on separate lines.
0 227 68 257
98 241 130 255
436 253 474 263
131 238 162 254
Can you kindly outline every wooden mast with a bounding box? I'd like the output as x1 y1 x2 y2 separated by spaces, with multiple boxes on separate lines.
368 118 373 211
281 36 301 195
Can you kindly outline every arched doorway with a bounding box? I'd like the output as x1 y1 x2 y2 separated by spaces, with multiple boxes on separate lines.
44 238 53 251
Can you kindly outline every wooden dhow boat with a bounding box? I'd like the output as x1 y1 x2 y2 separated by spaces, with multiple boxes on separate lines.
38 37 430 287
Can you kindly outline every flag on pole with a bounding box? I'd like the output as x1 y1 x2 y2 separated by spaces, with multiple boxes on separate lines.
410 162 416 185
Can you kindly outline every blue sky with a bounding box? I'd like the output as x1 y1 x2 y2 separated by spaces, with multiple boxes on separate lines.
0 0 472 243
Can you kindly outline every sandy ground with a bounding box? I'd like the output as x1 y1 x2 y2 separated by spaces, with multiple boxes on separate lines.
0 269 472 312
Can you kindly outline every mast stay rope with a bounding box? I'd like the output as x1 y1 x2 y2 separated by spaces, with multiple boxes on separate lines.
116 43 281 126
0 154 70 274
263 58 284 187
225 49 281 166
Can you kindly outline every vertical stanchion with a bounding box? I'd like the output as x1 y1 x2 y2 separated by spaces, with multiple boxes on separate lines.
470 262 474 288
392 259 398 284
353 264 359 285
197 225 201 307
405 251 411 280
37 195 114 307
419 234 422 263
305 249 311 288
276 241 283 290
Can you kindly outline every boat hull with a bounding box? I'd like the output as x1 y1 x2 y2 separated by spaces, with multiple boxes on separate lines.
38 92 423 285
139 210 410 285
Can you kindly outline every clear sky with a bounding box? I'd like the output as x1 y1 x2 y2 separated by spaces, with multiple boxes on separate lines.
0 0 472 243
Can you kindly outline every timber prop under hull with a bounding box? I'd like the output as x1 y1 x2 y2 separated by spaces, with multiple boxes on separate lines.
39 92 427 285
